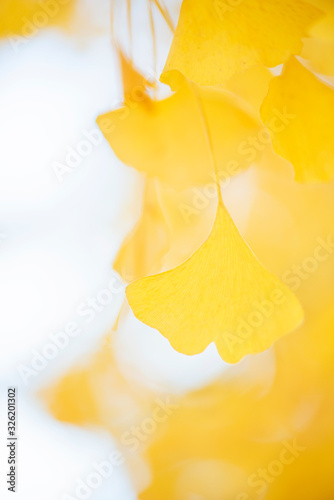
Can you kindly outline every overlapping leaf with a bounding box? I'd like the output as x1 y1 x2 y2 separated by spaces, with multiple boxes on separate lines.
161 0 322 86
261 57 334 183
97 80 263 188
0 0 77 39
114 179 170 282
126 201 304 364
302 8 334 76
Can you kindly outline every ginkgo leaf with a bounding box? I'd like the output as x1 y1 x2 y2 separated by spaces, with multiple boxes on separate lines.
126 201 304 364
137 166 334 499
0 0 76 38
302 8 334 76
305 0 333 13
260 57 334 183
114 179 170 282
97 81 263 188
156 182 217 269
222 65 273 119
43 367 100 426
42 334 154 437
117 47 154 101
138 310 334 500
160 0 323 86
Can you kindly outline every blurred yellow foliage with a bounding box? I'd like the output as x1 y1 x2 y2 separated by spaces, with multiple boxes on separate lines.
261 57 334 183
0 0 77 40
41 1 334 498
161 0 322 86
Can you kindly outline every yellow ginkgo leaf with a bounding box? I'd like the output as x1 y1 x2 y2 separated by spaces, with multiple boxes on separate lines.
222 64 273 119
126 201 304 364
302 8 334 76
139 309 334 500
305 0 333 14
97 81 263 188
157 182 217 269
260 57 334 183
114 179 170 282
160 0 322 87
42 334 154 438
0 0 76 39
117 47 154 102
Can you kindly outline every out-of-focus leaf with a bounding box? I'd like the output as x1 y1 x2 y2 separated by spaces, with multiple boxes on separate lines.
261 57 334 183
161 0 322 86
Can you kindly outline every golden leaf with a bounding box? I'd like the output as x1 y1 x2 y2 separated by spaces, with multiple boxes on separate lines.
222 64 273 119
261 57 334 183
118 47 154 102
0 0 76 38
97 80 262 188
302 8 334 76
161 0 322 86
126 201 304 364
114 179 170 282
